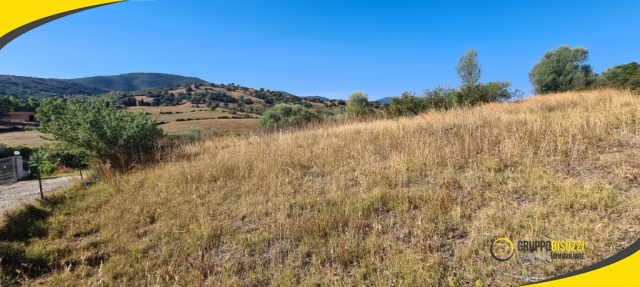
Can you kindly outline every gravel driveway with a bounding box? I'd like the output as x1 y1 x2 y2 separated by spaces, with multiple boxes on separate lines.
0 176 77 214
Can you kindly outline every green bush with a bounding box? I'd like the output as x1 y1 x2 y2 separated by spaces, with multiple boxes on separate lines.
386 92 425 118
36 98 164 170
258 104 320 129
345 91 373 117
386 83 519 118
40 161 58 176
30 143 88 169
597 62 640 92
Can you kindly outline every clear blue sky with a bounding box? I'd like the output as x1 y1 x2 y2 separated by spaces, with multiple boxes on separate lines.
1 1 639 100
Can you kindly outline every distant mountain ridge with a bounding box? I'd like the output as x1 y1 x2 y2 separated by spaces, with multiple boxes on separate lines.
0 73 211 97
301 96 332 102
64 73 210 92
0 75 108 97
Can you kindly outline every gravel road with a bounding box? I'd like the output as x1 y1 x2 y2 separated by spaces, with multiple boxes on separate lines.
0 176 77 215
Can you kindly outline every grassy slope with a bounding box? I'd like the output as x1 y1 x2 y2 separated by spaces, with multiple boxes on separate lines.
1 89 640 286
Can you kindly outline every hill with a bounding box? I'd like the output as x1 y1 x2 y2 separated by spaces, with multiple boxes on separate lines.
301 95 332 102
0 73 210 97
0 75 109 97
64 72 210 92
2 89 638 286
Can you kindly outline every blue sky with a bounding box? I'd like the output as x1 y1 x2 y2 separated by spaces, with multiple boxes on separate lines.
0 0 639 100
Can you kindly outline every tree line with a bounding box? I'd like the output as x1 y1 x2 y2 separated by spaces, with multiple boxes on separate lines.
258 45 638 127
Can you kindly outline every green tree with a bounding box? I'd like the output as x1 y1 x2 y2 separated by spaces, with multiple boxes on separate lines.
386 92 424 118
258 104 320 129
345 91 372 117
529 46 597 94
456 81 519 106
423 87 459 110
36 98 164 169
0 96 11 118
456 48 482 88
598 62 640 93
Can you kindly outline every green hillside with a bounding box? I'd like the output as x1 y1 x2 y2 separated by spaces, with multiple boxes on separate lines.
0 73 211 97
64 73 210 92
0 75 108 97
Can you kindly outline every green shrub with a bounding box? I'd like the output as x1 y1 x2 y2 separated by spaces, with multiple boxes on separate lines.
30 143 88 169
40 161 58 176
345 91 373 117
597 62 640 92
258 104 320 129
386 92 427 118
36 98 164 170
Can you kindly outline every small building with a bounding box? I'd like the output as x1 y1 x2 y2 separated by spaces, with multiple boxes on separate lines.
1 111 36 122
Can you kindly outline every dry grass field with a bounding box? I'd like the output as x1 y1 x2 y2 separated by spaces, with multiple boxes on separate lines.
127 106 233 121
161 118 259 134
127 103 260 134
0 130 49 147
2 89 639 286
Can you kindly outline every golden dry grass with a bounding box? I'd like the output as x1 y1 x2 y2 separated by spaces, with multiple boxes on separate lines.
161 119 259 134
0 130 49 147
126 104 260 134
127 106 230 121
3 89 640 286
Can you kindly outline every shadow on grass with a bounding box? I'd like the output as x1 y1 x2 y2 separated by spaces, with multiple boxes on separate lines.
0 193 71 282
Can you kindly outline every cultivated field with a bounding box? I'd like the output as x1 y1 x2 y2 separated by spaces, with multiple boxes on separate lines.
161 118 259 134
0 130 49 147
127 103 260 134
2 89 639 286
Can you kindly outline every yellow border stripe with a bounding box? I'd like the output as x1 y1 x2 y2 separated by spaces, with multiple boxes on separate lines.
523 238 640 286
0 0 125 49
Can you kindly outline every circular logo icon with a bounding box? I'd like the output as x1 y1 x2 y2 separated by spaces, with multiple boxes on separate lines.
491 237 515 261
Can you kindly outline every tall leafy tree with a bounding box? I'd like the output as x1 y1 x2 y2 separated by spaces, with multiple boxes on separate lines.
529 46 597 94
456 48 482 88
0 96 11 118
345 91 372 117
598 62 640 92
